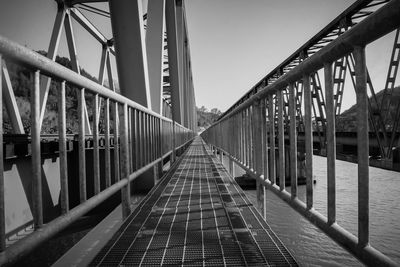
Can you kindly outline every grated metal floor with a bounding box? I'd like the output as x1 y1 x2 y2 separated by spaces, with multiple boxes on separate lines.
90 137 298 266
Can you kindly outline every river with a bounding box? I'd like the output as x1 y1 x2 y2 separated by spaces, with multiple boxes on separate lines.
230 155 400 266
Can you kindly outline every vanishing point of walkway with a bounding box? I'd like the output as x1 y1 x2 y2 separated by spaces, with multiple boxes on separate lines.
89 137 297 266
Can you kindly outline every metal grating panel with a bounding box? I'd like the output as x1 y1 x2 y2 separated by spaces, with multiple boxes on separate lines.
89 137 298 266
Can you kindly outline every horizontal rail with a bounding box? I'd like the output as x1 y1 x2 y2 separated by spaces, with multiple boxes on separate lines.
0 30 195 265
0 36 170 122
202 1 400 266
213 146 397 267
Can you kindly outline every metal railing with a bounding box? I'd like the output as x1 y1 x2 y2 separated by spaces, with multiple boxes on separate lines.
0 35 195 266
201 1 400 266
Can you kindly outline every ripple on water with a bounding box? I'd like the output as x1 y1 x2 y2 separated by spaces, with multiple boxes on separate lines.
244 155 400 266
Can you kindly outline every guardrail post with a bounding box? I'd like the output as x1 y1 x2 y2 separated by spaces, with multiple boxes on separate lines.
105 98 111 188
304 74 313 209
268 94 276 185
32 70 43 228
289 83 298 197
113 101 120 182
354 46 369 247
93 94 100 194
254 100 264 211
0 54 5 251
172 120 176 162
262 98 268 219
78 87 87 203
59 81 69 214
277 90 285 190
120 103 131 219
325 62 336 225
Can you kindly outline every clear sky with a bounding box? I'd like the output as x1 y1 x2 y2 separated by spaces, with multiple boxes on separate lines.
0 0 397 113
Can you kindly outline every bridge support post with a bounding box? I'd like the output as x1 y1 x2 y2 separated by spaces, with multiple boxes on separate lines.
109 0 151 108
166 0 182 124
146 0 165 114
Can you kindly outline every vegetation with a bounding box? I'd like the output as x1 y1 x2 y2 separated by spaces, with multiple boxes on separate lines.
336 86 400 132
196 106 222 132
3 51 116 134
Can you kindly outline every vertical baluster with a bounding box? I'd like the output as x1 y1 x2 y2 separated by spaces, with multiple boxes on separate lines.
158 118 162 159
262 98 268 219
0 55 5 251
172 121 176 162
128 108 133 172
105 98 111 187
250 106 255 171
113 101 120 182
141 112 146 166
78 87 86 202
254 101 263 210
134 109 139 170
138 111 142 167
304 74 313 209
93 94 100 194
120 103 131 218
151 116 155 162
289 83 298 197
59 81 69 214
325 62 336 224
241 111 244 163
245 109 250 168
277 90 285 190
354 46 369 247
145 113 150 164
32 71 43 228
268 94 276 185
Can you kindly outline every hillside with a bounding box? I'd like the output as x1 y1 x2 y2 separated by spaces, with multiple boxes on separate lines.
196 106 221 132
3 51 116 134
336 86 400 132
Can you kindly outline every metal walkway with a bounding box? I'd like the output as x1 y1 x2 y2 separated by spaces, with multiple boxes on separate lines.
89 137 297 266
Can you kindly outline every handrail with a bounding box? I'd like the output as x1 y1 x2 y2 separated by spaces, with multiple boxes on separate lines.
0 36 171 123
0 33 195 266
201 1 400 266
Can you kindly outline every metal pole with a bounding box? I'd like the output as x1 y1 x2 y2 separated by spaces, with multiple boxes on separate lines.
59 81 69 214
93 94 100 194
268 94 276 185
262 98 268 219
78 87 86 202
105 98 111 187
0 55 5 251
354 46 369 247
32 71 43 228
120 103 131 219
325 62 336 225
277 90 285 191
113 101 120 182
289 83 297 197
304 74 313 209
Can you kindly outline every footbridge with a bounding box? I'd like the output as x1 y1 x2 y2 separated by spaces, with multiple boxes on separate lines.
0 0 399 266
